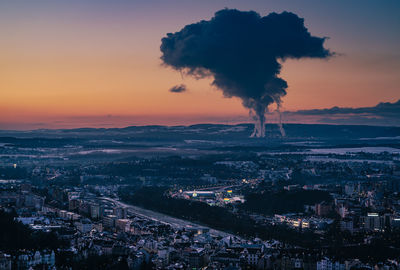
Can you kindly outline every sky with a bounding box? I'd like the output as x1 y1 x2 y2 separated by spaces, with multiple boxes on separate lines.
0 0 399 129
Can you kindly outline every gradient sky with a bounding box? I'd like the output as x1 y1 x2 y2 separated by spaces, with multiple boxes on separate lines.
1 0 399 129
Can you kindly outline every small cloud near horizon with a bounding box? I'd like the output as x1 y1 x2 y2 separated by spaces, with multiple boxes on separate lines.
169 84 187 93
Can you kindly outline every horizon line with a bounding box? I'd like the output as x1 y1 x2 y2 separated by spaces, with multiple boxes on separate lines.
1 121 399 132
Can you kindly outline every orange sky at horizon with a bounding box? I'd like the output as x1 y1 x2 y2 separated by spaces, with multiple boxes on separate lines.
2 50 398 122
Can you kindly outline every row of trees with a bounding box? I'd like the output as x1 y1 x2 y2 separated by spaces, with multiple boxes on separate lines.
240 189 332 215
0 210 66 253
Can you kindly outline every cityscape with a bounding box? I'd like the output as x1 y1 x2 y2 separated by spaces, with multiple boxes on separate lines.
1 0 400 269
1 124 400 269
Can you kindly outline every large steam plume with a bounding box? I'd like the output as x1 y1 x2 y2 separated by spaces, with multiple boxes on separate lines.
160 9 333 137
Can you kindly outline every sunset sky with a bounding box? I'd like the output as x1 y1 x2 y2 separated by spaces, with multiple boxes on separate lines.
1 0 399 129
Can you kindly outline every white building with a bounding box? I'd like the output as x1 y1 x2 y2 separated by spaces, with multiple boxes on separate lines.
317 258 345 270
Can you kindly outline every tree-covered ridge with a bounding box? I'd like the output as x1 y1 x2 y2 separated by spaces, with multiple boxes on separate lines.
0 210 66 253
241 190 332 215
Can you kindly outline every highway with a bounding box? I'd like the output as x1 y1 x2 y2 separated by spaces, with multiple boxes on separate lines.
100 197 236 238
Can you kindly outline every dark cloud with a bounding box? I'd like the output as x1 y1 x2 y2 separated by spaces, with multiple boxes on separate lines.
295 100 400 116
161 9 332 137
286 100 400 126
169 84 187 93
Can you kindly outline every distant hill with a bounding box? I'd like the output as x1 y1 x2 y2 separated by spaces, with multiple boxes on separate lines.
0 123 399 142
